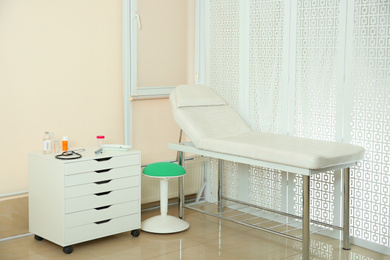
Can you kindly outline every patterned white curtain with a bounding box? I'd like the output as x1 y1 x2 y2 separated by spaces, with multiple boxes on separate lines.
347 0 390 247
205 0 390 254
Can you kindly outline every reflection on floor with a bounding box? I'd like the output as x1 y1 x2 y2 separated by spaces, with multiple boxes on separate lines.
1 205 389 260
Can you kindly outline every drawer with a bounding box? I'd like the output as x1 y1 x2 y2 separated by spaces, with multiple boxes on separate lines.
66 201 139 228
65 165 139 187
66 187 139 213
65 213 140 245
65 154 140 175
65 176 139 198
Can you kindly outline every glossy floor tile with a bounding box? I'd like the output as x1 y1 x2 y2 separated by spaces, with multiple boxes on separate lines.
1 206 389 260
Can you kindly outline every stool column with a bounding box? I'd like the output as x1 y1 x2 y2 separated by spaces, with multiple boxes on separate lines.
160 178 169 217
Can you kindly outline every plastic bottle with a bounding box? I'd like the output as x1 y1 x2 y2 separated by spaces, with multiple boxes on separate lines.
43 131 52 154
54 138 60 153
96 135 105 147
62 136 69 151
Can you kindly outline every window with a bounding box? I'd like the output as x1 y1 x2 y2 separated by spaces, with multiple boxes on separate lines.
123 0 195 98
122 0 195 146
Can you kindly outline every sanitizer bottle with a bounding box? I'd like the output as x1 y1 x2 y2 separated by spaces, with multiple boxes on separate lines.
43 131 52 154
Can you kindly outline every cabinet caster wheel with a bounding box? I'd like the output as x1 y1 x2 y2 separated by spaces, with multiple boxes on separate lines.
131 229 140 237
34 235 43 241
63 246 73 254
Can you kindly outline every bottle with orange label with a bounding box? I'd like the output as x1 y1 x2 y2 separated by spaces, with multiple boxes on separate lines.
62 136 68 151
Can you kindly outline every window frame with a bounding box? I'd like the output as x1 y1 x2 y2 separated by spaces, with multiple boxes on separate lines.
123 0 188 99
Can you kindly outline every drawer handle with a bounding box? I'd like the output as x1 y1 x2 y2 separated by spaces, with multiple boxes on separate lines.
95 157 112 162
95 169 111 173
95 191 112 196
95 205 111 210
95 219 111 224
95 180 112 185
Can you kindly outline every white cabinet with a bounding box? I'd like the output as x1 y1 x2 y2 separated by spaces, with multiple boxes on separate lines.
28 148 141 254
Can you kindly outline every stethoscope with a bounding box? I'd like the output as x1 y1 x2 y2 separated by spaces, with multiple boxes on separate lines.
55 149 85 160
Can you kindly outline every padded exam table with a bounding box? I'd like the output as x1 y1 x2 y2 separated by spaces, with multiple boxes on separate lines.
168 85 365 259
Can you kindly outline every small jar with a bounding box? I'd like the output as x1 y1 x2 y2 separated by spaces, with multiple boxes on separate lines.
97 135 105 147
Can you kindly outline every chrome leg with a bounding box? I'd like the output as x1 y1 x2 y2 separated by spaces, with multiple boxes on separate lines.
218 159 224 213
343 167 351 250
302 175 310 260
178 151 185 219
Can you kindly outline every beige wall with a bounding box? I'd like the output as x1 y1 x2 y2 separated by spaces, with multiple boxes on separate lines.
0 0 195 196
0 0 124 194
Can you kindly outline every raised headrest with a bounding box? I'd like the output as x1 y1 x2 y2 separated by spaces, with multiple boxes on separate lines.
171 84 227 108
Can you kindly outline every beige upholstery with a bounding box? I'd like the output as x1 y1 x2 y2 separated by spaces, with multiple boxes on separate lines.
170 84 365 169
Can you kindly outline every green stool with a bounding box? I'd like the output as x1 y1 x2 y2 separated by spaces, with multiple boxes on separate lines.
141 162 190 233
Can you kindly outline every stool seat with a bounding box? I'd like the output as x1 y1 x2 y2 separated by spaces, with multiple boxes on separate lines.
143 162 186 178
141 162 190 234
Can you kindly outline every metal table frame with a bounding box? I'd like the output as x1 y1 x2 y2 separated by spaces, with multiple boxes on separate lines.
169 142 354 260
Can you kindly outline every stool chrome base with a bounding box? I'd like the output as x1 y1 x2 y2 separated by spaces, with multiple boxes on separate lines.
141 215 189 234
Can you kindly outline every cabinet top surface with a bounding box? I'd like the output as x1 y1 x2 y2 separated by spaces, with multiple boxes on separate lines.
29 147 140 163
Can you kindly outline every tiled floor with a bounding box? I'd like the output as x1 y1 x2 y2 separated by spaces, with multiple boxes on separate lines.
1 206 389 260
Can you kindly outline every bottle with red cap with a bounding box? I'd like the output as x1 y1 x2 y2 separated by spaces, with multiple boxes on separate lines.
97 135 105 147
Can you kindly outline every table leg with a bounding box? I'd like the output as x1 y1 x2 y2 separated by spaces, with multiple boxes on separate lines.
343 167 351 250
178 151 185 219
218 159 224 213
303 175 310 260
